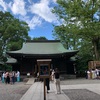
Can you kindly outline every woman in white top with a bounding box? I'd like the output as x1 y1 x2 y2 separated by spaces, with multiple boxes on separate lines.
16 71 20 82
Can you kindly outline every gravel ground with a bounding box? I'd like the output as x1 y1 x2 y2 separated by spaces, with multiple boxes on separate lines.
62 89 100 100
61 78 100 100
0 81 31 100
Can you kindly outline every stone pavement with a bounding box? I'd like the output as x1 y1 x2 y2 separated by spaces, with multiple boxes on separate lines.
20 78 100 100
0 81 31 100
1 78 100 100
20 81 69 100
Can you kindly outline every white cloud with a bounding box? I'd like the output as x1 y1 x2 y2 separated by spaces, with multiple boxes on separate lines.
29 0 57 23
29 16 42 29
0 0 7 11
9 0 27 16
0 0 58 30
20 15 42 29
28 16 42 29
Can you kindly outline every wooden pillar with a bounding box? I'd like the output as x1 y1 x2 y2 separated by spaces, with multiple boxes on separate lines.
44 78 46 100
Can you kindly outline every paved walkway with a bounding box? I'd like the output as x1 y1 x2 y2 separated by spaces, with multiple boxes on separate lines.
20 81 69 100
20 78 100 100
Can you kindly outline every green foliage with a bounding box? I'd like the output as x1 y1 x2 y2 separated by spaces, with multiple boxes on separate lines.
8 40 23 51
0 64 12 71
33 36 48 40
8 42 22 51
53 24 81 50
75 40 93 76
53 0 100 76
0 11 30 62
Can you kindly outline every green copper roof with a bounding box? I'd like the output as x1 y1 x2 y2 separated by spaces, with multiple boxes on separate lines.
7 40 78 55
6 57 17 64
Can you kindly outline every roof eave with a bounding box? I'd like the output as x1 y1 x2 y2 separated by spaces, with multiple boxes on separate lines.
7 50 78 59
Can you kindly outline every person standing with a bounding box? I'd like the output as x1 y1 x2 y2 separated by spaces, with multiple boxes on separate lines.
95 68 99 79
11 71 16 84
2 72 5 83
16 71 20 82
54 68 61 94
51 69 55 81
44 68 50 93
5 71 10 84
45 78 50 93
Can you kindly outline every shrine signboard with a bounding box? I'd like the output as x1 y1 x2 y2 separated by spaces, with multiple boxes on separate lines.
37 59 51 78
37 59 51 100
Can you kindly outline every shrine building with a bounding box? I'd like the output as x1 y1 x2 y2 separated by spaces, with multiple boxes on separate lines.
6 40 78 76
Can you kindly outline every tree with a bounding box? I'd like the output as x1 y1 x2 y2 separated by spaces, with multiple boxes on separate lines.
33 36 48 40
0 11 30 62
53 0 100 60
52 0 100 76
53 24 81 50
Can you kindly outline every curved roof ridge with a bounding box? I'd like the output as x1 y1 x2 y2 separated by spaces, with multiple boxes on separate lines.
7 40 78 56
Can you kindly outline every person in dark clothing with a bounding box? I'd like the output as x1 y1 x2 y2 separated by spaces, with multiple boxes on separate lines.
45 78 50 93
12 71 16 84
6 72 10 84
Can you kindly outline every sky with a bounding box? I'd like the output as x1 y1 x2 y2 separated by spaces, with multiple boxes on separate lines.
0 0 59 40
